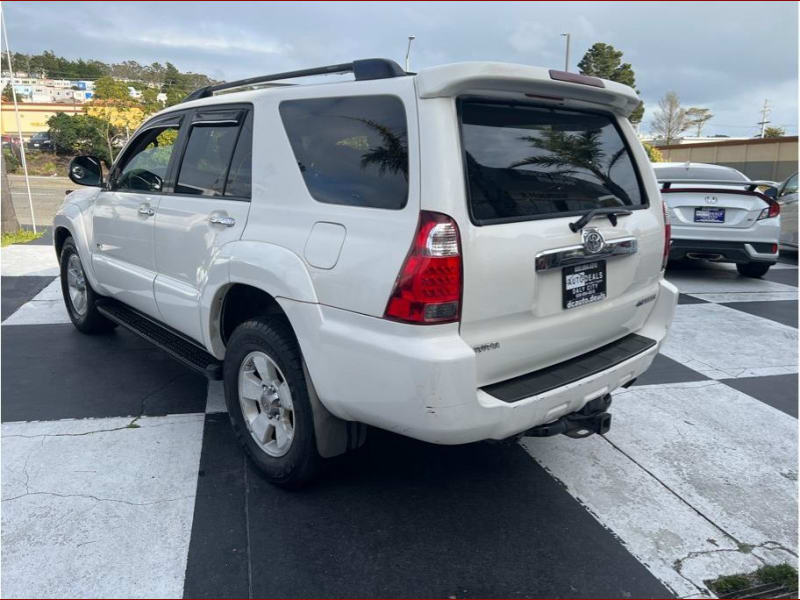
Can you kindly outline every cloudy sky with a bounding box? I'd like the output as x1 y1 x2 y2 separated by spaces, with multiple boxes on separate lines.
4 1 798 136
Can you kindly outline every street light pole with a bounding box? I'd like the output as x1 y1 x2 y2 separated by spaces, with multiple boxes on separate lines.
405 35 415 72
560 33 571 71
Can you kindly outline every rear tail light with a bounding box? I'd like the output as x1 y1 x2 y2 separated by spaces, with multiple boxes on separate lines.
384 211 462 324
757 197 780 220
662 200 671 270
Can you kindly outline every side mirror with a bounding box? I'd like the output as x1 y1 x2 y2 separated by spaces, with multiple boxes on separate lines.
68 155 103 187
763 186 778 200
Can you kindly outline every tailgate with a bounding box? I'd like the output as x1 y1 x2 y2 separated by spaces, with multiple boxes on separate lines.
454 99 664 387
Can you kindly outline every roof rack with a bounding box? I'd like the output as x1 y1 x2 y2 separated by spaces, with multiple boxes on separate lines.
182 58 407 103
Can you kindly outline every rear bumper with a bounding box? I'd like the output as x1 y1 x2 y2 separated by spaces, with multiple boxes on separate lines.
669 239 778 264
670 219 780 264
282 279 678 445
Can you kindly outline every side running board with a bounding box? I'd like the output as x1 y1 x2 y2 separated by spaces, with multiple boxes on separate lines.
96 300 223 380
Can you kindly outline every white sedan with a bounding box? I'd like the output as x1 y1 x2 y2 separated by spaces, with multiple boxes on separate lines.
654 162 781 277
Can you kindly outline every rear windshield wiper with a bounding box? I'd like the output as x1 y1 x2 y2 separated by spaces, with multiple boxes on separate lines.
569 207 633 232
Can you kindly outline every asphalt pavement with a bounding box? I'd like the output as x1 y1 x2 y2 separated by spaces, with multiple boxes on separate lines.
1 242 797 598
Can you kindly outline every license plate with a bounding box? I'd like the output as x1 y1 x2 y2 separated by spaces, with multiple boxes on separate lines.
694 207 725 223
33 143 39 147
563 261 607 309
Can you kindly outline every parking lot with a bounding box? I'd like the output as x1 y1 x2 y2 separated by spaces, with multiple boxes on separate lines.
1 231 797 598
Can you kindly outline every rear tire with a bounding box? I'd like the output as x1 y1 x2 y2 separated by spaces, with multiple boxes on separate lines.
736 262 771 278
59 237 116 334
224 317 319 488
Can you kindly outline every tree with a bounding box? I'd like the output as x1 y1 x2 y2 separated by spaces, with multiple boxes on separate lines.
763 126 786 138
47 112 113 164
87 77 144 161
509 129 634 205
652 91 690 144
2 83 12 102
684 107 713 137
578 42 644 124
642 142 663 162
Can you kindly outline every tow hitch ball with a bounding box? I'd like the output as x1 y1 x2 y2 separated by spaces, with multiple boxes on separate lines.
525 394 612 439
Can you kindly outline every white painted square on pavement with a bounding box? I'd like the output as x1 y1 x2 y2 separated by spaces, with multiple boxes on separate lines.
1 245 59 277
522 380 798 598
660 303 797 379
1 414 205 599
2 278 70 326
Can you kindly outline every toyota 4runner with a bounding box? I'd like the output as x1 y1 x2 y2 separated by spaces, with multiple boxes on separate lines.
55 59 678 486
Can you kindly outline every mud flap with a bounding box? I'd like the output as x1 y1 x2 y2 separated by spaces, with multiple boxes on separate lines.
303 361 367 458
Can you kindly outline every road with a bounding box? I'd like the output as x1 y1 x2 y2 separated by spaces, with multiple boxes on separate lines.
7 175 72 228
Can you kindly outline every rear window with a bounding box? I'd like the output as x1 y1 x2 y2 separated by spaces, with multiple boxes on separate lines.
459 101 646 225
279 95 408 210
653 165 749 182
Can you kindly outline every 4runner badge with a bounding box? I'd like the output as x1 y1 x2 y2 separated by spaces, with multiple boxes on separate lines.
582 228 605 254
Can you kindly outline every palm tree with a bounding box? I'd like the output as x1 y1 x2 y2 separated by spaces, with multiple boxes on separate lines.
355 118 408 180
509 128 631 206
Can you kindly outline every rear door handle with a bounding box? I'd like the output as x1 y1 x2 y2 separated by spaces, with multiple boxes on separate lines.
138 204 155 217
209 215 236 227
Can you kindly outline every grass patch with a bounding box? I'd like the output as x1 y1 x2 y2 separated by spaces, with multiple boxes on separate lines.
707 563 798 598
757 563 798 590
1 229 44 247
4 150 70 177
710 574 751 596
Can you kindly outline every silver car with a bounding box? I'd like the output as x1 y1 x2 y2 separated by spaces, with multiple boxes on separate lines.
777 172 798 250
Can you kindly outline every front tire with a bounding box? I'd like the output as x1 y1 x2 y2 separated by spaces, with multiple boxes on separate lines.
59 237 116 334
224 317 319 488
736 262 771 278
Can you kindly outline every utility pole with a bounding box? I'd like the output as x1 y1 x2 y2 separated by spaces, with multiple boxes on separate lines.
560 33 571 71
757 99 771 138
405 35 415 73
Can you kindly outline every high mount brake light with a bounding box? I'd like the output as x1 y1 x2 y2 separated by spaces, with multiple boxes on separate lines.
384 211 462 324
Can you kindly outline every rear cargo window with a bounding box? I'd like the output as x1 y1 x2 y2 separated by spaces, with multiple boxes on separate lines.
279 95 408 209
459 101 646 225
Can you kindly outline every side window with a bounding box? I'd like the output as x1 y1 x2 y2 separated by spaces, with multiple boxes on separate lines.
113 126 179 193
782 174 797 196
224 111 253 198
175 119 241 196
279 95 408 209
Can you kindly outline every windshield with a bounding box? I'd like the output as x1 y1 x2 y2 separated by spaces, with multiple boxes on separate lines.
459 100 645 225
653 165 748 182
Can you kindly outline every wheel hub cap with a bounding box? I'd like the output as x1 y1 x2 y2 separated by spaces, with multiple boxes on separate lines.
238 351 295 457
66 253 88 316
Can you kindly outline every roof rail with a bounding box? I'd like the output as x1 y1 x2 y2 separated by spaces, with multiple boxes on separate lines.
182 58 407 103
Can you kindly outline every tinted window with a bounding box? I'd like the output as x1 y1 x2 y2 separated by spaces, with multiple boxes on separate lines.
653 165 748 182
175 122 240 196
280 95 408 209
224 111 253 198
114 126 179 193
460 101 645 224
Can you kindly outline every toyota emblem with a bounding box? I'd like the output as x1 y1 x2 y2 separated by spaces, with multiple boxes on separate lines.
582 228 605 254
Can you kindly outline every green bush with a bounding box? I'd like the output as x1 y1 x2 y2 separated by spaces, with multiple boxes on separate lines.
2 148 20 173
47 112 112 164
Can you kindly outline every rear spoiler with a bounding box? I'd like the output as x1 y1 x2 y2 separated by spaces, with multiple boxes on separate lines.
658 180 766 192
415 62 641 117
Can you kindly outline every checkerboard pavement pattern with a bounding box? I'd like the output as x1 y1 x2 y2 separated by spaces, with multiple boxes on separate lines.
2 229 797 598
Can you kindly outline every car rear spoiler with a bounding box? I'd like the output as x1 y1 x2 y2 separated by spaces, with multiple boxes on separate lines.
658 180 766 192
415 62 641 117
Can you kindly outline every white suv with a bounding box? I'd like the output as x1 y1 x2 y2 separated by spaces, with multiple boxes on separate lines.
55 59 678 486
